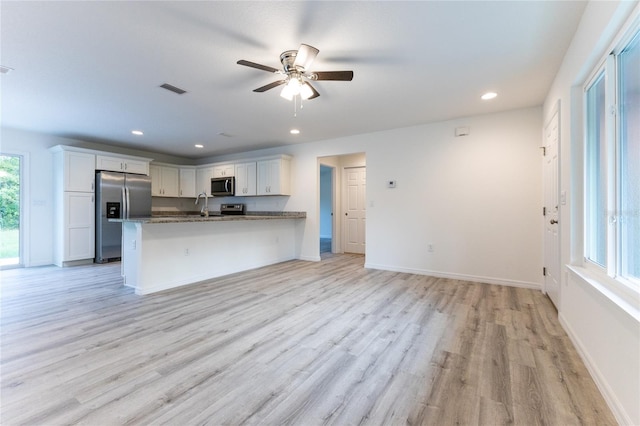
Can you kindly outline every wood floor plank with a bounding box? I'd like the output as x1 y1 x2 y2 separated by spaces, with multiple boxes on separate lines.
0 254 617 425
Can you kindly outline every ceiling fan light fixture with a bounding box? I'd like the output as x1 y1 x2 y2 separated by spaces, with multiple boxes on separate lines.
300 82 314 100
280 84 295 100
281 77 303 100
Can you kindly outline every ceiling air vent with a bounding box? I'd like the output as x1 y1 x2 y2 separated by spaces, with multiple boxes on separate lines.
159 83 187 95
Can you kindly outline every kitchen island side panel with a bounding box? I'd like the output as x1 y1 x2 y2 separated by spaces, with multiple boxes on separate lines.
121 222 143 289
123 219 299 295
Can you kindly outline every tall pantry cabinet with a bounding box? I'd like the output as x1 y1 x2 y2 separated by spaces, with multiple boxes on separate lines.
51 146 96 267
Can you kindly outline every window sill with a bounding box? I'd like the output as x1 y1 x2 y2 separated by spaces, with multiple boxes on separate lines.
566 265 640 322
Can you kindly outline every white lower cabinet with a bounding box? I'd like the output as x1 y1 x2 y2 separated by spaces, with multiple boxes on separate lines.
235 162 257 196
63 191 95 263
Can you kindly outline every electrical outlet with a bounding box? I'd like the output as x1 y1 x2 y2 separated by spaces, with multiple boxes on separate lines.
428 243 434 253
131 240 136 250
184 248 189 256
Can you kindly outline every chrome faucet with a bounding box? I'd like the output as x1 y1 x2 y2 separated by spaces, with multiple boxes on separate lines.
195 191 209 217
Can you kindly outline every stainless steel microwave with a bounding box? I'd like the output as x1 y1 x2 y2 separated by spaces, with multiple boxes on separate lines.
211 176 235 196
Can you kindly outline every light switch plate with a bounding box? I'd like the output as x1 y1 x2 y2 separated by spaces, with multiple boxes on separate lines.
387 180 396 188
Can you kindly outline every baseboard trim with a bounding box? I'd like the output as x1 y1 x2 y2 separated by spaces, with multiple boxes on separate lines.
559 312 632 426
363 262 540 290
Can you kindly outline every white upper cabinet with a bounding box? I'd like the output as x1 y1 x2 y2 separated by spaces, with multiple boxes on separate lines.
235 162 257 196
257 157 291 196
196 167 214 196
63 151 95 193
179 168 197 198
150 164 179 197
213 163 235 178
96 154 149 175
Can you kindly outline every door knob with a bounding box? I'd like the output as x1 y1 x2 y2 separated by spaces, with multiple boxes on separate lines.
550 219 558 224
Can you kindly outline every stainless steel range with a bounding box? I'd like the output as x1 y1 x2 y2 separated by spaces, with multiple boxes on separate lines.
220 203 245 215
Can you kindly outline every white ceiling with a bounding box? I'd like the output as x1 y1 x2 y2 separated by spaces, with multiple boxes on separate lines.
1 1 586 159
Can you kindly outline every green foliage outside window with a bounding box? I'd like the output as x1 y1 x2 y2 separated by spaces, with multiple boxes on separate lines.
0 155 20 230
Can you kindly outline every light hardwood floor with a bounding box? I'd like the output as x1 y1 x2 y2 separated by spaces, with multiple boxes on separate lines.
1 254 616 425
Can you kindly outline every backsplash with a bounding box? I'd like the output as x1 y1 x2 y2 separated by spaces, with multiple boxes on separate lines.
151 195 289 213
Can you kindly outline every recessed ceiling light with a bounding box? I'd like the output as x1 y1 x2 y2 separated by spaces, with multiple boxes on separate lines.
195 144 204 148
290 129 300 135
481 92 497 100
131 130 144 136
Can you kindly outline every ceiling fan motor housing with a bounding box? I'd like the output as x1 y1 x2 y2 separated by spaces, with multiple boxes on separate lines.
280 50 300 73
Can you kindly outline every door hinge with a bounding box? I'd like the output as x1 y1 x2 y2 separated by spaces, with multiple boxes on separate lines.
540 146 546 156
543 206 546 216
543 267 546 276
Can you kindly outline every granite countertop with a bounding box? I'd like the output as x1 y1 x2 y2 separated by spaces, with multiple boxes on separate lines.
110 211 306 224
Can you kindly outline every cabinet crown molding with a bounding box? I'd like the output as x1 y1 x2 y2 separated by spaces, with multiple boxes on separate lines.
49 145 154 163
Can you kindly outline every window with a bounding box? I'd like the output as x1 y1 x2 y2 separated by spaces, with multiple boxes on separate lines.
618 31 639 281
585 71 607 267
584 28 640 287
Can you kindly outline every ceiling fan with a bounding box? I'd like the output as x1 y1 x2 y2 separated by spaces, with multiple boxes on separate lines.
237 44 354 101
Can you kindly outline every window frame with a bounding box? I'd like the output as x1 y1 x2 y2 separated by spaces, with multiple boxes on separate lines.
582 19 640 304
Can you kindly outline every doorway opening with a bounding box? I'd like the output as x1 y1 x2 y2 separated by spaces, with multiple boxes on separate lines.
318 153 366 257
0 154 22 268
319 165 333 254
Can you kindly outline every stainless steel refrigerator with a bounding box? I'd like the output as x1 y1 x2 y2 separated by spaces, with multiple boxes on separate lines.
95 171 152 263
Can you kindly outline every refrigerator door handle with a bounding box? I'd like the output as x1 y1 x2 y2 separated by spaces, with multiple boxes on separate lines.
122 187 127 219
126 187 131 218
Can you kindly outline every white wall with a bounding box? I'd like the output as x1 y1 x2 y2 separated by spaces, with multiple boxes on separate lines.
542 1 640 424
363 109 542 287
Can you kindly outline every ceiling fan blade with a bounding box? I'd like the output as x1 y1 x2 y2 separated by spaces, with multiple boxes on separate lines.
312 70 354 81
303 82 320 100
237 60 279 73
253 80 287 92
293 44 319 71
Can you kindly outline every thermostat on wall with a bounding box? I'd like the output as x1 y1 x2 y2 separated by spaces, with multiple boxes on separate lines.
387 180 396 188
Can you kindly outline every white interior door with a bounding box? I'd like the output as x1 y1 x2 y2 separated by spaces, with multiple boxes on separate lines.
343 167 366 254
543 108 560 308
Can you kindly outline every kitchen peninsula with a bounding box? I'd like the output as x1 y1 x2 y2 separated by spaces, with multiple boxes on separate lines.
114 212 306 295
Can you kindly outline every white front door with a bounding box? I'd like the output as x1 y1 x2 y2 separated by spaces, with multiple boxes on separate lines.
343 167 366 254
543 108 560 308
